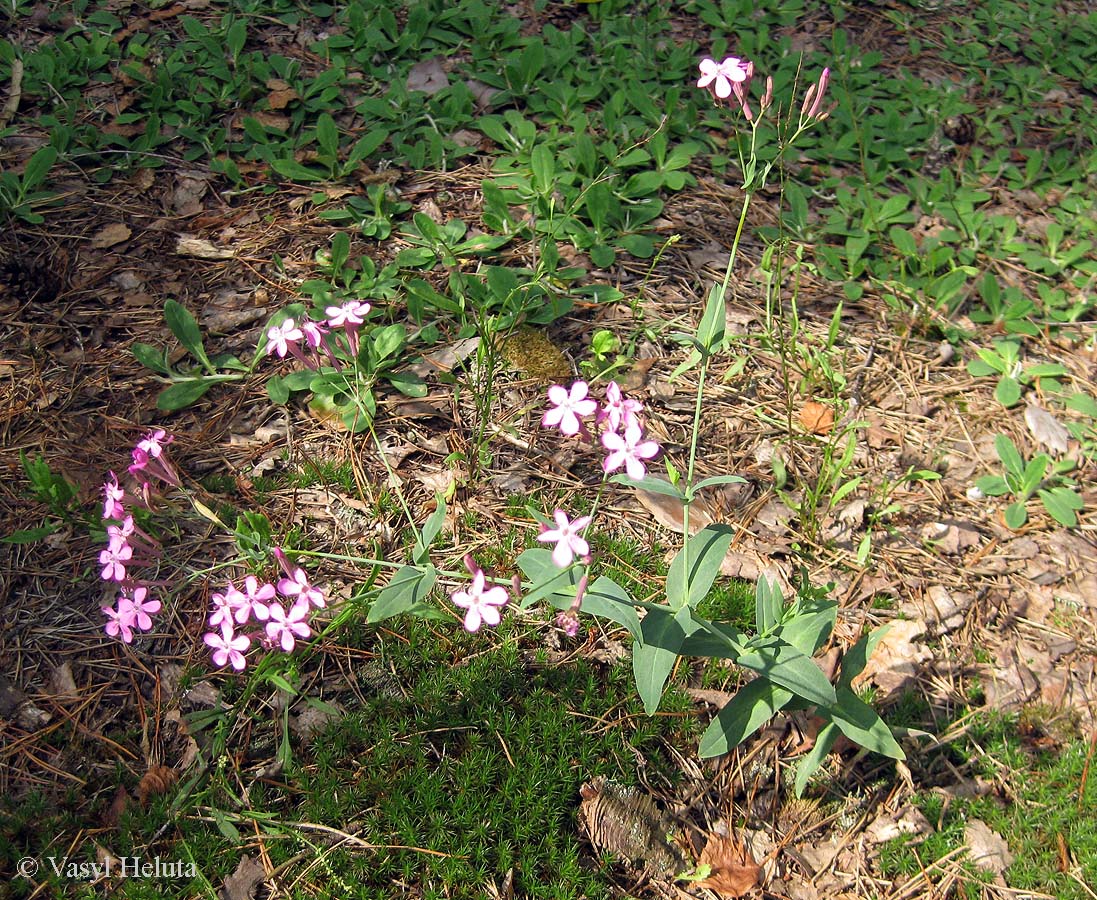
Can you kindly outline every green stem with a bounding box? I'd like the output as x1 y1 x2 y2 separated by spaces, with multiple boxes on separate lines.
679 191 752 596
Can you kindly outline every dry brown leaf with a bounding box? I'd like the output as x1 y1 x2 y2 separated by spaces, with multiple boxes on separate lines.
695 833 762 898
864 805 934 843
49 662 78 699
1024 403 1070 455
851 618 931 699
137 765 178 804
170 174 208 216
222 854 267 900
964 820 1014 874
799 400 834 434
634 488 714 534
102 786 130 828
406 57 449 95
175 235 235 259
90 223 132 249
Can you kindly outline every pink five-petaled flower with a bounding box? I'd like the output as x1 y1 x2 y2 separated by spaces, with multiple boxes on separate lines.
597 381 643 434
235 575 277 624
542 381 598 437
265 600 312 652
277 567 326 609
325 300 370 356
450 569 509 633
102 601 137 643
208 590 236 631
99 541 133 582
118 584 160 632
697 56 750 100
102 472 125 520
538 510 592 569
602 422 660 481
266 319 305 359
204 624 251 671
136 429 172 459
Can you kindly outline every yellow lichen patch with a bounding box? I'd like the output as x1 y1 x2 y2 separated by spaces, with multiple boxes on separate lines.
498 326 572 383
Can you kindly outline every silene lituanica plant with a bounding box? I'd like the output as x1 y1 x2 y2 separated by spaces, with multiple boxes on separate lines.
101 51 903 795
374 53 904 792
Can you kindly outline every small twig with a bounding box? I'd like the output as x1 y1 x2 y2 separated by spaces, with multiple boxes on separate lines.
0 57 23 129
1079 726 1097 814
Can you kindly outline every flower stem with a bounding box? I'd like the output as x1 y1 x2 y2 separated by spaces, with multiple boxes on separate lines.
680 191 753 585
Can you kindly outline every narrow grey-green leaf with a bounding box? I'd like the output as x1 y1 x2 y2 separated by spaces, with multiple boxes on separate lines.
699 679 794 758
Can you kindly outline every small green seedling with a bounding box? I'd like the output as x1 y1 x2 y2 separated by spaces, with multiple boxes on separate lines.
133 300 258 410
0 146 58 224
966 340 1068 407
974 434 1082 528
2 452 80 543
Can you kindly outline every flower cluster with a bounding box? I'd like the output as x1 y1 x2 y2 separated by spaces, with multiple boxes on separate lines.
697 53 829 126
202 548 326 671
542 380 659 481
538 380 661 636
98 430 180 643
264 299 372 369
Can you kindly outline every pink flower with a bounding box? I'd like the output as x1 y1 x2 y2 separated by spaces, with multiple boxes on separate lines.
266 319 305 358
697 56 750 100
277 567 326 609
451 569 509 633
102 472 125 519
265 600 312 652
208 591 236 631
325 300 370 329
542 381 598 437
602 422 660 481
204 625 251 670
538 510 592 568
118 584 160 632
136 429 172 459
102 602 137 643
99 542 133 582
597 382 643 434
235 575 277 623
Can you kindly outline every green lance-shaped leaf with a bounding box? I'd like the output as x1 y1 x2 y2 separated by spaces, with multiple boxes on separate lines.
754 575 784 635
829 687 905 760
368 565 438 623
157 379 215 411
794 720 840 797
736 635 836 707
164 299 214 372
699 679 795 758
412 496 447 565
665 524 734 610
633 605 696 715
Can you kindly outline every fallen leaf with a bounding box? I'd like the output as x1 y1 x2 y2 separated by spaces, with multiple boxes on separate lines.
799 400 834 435
850 618 931 699
222 854 267 900
90 223 132 249
695 833 763 898
137 765 177 804
170 174 208 216
634 488 714 534
49 662 78 699
102 786 130 828
406 57 448 95
175 235 235 259
1024 403 1070 455
964 820 1014 874
865 805 934 843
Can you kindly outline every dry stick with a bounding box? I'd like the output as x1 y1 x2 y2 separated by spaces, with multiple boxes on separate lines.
0 58 23 129
1079 726 1097 814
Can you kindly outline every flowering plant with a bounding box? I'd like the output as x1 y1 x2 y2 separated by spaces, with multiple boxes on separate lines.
441 52 896 792
262 298 427 432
